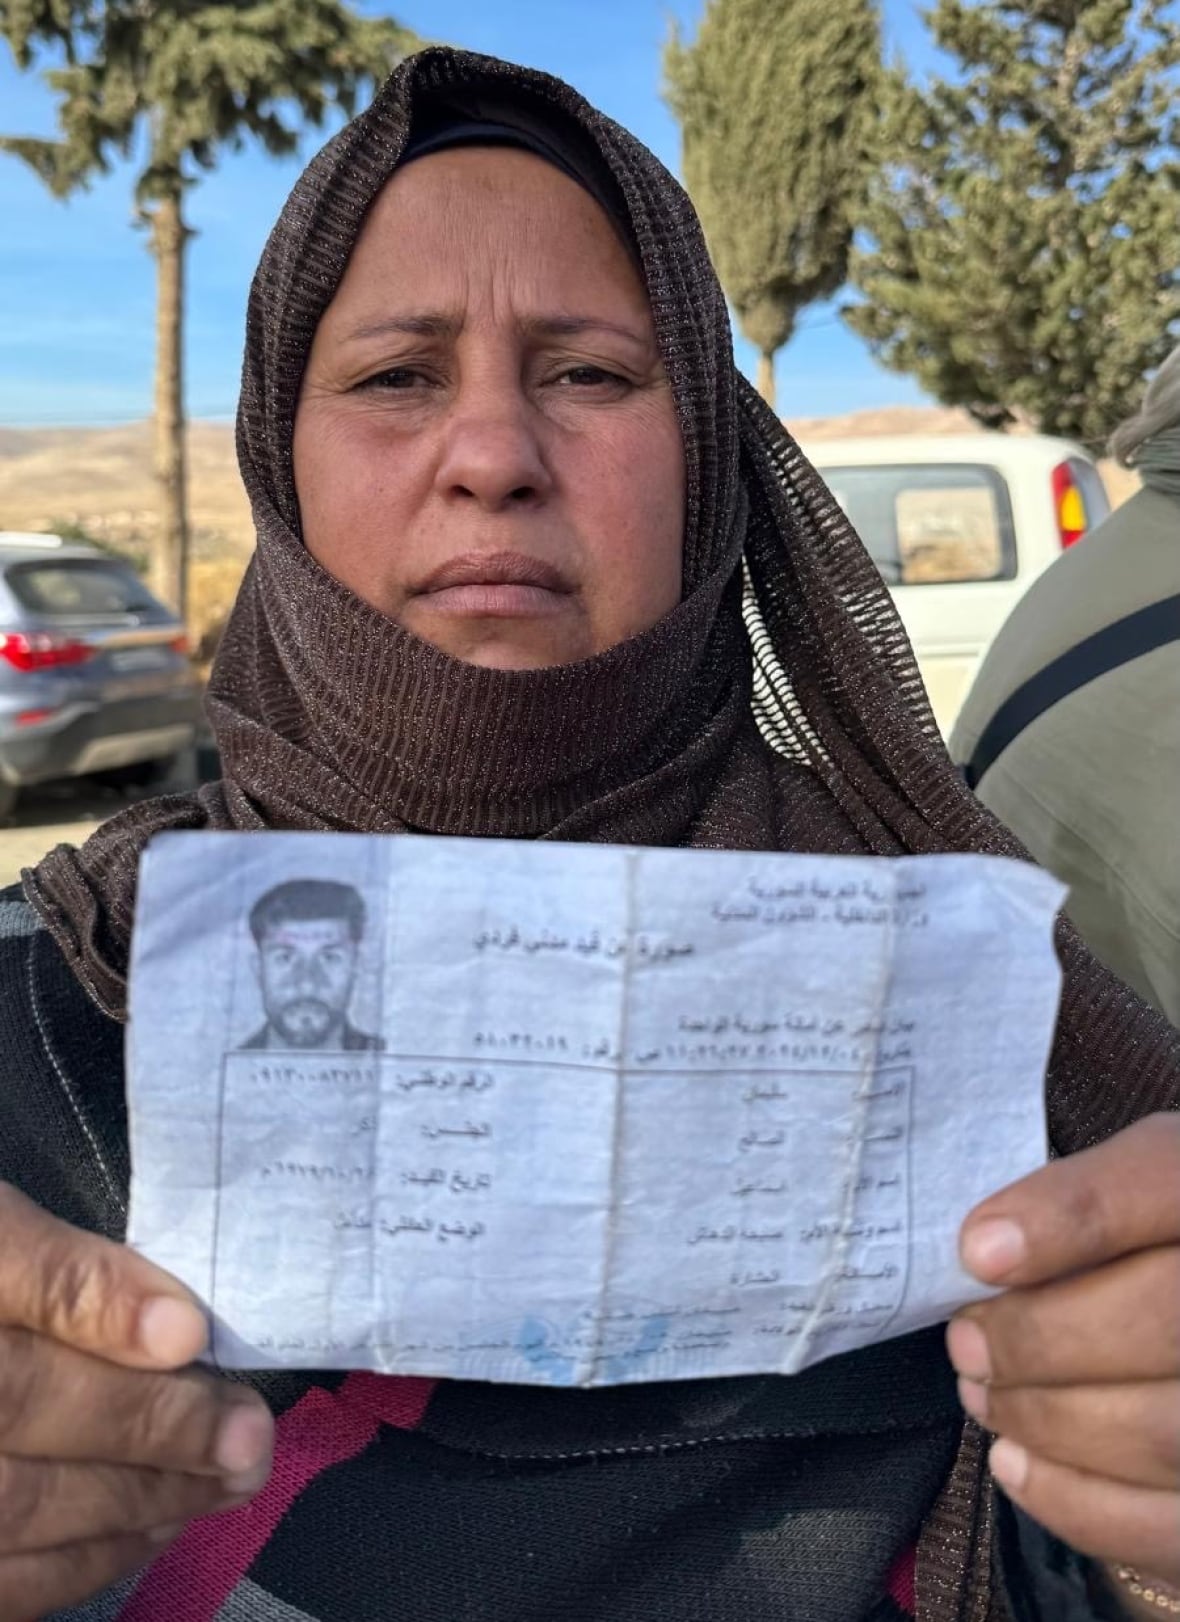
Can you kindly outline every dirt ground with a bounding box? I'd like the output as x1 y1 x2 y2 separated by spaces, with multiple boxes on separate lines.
0 782 121 887
0 755 209 887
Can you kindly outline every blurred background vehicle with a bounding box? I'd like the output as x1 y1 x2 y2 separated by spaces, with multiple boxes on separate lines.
0 532 202 820
803 434 1111 735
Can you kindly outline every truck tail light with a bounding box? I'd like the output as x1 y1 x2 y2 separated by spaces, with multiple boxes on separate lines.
0 631 94 671
1051 461 1088 548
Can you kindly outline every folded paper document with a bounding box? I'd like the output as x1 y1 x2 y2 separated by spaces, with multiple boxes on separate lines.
127 833 1064 1386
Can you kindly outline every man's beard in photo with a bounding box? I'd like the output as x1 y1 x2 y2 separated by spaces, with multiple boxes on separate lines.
272 997 342 1048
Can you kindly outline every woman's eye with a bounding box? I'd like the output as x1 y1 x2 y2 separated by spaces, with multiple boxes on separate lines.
358 367 427 391
555 365 629 389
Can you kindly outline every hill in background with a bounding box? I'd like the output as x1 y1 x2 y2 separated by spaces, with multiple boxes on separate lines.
0 419 254 554
0 408 1139 649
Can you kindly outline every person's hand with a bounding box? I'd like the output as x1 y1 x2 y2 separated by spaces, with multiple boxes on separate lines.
0 1182 274 1618
947 1112 1180 1598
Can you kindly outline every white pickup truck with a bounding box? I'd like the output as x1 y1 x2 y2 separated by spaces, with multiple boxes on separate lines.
801 434 1111 736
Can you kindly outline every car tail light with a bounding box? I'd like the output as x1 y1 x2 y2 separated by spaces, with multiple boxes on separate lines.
0 631 94 671
169 633 189 656
1051 461 1088 548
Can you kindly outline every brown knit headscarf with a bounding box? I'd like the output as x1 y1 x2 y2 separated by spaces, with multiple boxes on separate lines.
25 47 1179 1621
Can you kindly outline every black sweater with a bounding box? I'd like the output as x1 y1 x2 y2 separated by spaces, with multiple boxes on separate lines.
0 885 1118 1622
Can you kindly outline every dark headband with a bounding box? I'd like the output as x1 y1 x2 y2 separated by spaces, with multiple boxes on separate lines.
400 103 639 264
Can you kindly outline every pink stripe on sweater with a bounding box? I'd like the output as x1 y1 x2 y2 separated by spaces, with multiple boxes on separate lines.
886 1543 916 1614
117 1374 435 1622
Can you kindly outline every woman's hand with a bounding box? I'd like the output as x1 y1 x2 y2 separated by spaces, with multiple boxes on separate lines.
947 1112 1180 1593
0 1183 274 1617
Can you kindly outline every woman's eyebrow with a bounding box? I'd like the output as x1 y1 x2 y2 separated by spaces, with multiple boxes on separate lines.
343 313 460 343
521 314 652 349
341 312 651 348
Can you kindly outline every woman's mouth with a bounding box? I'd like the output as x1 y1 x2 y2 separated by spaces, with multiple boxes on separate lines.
414 551 574 617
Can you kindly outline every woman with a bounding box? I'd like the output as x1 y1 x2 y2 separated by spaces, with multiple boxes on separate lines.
1 48 1177 1622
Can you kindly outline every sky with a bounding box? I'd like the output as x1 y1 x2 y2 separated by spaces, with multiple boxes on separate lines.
0 0 939 428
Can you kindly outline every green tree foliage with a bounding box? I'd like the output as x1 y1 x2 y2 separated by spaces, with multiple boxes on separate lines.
0 0 417 613
847 0 1180 444
664 0 881 407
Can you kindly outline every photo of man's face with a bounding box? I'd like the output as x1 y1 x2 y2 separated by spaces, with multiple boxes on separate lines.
256 915 359 1050
243 879 384 1054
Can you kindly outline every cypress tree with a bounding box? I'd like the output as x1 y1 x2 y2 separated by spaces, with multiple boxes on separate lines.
664 0 881 408
847 0 1180 444
1 1 417 614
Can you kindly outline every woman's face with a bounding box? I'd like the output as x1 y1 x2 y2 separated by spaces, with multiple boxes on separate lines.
293 147 686 669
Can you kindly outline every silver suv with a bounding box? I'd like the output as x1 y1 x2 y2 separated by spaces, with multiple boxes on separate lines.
0 533 202 818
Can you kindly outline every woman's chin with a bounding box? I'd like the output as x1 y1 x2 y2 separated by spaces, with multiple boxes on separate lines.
405 614 597 671
455 637 592 672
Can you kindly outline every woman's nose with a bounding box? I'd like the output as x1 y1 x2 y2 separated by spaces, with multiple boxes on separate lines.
433 386 553 511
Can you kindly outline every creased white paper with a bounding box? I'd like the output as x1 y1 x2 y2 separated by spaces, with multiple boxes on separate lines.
127 833 1065 1386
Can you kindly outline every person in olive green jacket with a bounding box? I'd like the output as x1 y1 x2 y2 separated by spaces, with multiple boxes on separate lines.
951 348 1180 1024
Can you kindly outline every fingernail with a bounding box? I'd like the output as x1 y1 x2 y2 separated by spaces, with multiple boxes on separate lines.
989 1438 1029 1492
138 1296 208 1363
962 1218 1026 1280
221 1464 271 1498
215 1488 261 1512
946 1316 991 1381
147 1521 188 1546
215 1400 274 1481
957 1375 989 1424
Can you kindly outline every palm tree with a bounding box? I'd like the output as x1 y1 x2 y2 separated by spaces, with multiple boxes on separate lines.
2 0 417 615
